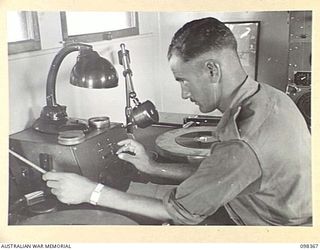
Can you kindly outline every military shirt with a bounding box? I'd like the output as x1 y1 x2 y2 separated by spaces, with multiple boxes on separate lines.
163 77 312 225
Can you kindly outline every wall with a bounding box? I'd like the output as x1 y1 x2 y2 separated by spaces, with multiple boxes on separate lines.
9 11 291 134
156 11 290 114
287 11 312 83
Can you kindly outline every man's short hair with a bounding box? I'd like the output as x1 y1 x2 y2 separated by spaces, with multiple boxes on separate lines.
167 17 238 62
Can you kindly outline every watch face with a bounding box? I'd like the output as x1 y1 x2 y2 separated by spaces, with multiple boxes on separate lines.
294 71 312 86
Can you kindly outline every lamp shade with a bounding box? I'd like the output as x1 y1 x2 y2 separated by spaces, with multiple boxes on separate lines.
70 50 118 88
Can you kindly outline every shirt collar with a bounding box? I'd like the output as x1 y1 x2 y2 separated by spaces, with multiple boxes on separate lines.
216 77 261 141
228 76 260 109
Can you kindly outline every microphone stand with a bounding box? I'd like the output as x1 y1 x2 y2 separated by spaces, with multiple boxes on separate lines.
118 43 159 137
118 43 137 136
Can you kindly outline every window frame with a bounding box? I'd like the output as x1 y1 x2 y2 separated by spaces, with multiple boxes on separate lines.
8 11 41 55
60 11 139 43
224 21 260 80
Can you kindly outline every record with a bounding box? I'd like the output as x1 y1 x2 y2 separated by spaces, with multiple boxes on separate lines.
175 131 215 149
155 126 217 163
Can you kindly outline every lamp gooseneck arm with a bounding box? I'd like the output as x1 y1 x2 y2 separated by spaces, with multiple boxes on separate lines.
46 43 93 106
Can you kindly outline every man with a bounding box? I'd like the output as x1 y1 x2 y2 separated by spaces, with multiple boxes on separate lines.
43 17 312 225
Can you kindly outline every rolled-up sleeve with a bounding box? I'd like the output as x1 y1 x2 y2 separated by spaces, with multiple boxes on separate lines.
163 139 262 224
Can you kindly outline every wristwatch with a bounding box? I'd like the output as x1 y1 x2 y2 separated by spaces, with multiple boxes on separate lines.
89 183 104 205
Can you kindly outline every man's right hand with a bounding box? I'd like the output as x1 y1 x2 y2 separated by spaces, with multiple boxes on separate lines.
116 139 154 174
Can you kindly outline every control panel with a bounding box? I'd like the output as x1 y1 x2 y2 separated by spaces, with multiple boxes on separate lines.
9 123 138 205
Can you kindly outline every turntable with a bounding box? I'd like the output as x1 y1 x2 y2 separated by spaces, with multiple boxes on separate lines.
19 209 138 225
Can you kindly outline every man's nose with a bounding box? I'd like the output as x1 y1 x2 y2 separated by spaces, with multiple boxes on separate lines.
180 84 191 100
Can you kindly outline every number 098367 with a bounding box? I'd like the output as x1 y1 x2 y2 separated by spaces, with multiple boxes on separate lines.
300 244 319 248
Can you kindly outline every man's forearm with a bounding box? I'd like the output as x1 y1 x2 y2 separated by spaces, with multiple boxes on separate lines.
97 185 172 222
146 161 197 181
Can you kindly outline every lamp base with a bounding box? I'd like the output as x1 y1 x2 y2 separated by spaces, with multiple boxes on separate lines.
32 117 89 135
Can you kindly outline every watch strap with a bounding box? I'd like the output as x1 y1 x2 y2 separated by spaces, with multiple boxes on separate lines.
89 183 104 205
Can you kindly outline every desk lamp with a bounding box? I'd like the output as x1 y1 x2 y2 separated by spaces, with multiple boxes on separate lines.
33 42 158 136
32 43 118 134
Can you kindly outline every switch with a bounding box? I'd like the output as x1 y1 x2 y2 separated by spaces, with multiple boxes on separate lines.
39 153 53 172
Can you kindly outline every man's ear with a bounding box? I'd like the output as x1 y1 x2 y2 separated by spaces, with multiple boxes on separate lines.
205 60 221 83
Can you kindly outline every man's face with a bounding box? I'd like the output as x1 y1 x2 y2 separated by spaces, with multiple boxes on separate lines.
169 55 221 113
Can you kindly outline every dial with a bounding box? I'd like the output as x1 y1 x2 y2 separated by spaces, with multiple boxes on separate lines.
294 71 311 86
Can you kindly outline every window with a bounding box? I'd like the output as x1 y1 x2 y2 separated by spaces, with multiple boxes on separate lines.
7 11 41 54
60 11 139 43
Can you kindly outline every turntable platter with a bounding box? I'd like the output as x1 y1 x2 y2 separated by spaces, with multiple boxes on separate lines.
20 209 138 225
155 126 217 163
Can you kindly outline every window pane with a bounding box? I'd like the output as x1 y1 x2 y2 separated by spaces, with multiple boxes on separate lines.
7 11 41 54
66 12 135 36
7 11 34 42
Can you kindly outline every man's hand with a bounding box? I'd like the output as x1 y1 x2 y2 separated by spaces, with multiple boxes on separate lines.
42 172 97 204
116 139 154 174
